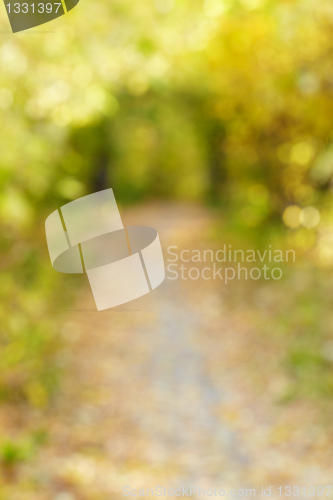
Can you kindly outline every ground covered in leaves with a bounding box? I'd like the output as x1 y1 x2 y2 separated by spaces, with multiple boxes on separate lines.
2 203 333 499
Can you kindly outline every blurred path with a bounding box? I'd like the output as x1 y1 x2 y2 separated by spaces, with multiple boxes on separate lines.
26 204 333 499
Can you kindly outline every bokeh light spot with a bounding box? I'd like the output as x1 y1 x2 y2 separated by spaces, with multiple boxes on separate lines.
283 205 301 229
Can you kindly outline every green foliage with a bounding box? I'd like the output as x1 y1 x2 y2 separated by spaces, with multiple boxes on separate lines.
0 429 47 470
0 440 29 467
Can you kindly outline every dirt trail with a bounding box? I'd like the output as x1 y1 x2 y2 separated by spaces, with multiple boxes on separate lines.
22 203 333 499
